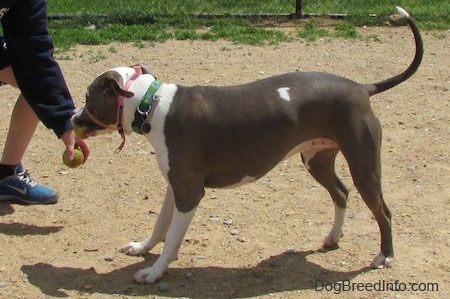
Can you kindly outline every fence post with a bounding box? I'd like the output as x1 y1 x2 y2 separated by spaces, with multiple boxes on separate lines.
295 0 302 18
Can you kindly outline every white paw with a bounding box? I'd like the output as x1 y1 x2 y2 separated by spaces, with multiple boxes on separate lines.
120 241 149 256
323 229 343 248
371 251 394 268
133 265 165 284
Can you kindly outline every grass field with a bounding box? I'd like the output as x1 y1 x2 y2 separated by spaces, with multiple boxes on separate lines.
47 0 295 15
45 0 449 48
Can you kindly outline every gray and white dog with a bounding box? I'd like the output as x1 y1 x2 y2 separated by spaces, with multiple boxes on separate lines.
72 7 422 283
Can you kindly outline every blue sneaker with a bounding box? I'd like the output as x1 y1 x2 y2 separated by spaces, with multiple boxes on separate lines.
0 164 58 204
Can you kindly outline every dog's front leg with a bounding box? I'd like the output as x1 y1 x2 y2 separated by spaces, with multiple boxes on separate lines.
133 206 197 283
121 186 175 255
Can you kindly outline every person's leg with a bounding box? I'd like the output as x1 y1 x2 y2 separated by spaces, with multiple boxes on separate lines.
0 65 23 175
0 66 34 169
0 66 58 204
1 93 39 165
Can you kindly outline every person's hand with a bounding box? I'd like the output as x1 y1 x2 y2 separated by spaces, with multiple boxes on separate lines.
60 129 90 163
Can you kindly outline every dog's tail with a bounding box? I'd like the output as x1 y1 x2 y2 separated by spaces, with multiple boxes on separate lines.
364 6 423 96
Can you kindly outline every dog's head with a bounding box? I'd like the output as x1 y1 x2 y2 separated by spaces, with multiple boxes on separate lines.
72 64 156 140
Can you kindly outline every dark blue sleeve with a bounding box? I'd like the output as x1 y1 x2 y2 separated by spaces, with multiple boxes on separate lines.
1 0 75 138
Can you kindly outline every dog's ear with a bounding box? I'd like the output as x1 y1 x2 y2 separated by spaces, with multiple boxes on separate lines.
134 63 157 78
104 73 134 98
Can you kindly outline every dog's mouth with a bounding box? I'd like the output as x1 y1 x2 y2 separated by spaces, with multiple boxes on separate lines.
75 126 99 139
71 107 114 139
71 106 127 152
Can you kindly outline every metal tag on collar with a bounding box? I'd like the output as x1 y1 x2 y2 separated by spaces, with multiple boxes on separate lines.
141 122 151 134
140 98 159 134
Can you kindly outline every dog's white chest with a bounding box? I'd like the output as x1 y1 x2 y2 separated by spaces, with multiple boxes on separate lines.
147 83 178 179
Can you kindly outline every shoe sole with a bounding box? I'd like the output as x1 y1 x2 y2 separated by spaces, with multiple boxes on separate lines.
0 194 59 205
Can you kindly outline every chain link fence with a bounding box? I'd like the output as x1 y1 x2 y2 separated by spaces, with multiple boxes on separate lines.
297 0 448 24
47 0 449 28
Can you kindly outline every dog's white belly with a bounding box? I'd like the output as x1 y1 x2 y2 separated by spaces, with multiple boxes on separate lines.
284 138 338 160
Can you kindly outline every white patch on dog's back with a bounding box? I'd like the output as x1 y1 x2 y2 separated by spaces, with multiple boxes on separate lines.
148 84 178 180
277 87 291 101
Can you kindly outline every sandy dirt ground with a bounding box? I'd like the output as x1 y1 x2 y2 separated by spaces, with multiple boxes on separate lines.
0 24 449 298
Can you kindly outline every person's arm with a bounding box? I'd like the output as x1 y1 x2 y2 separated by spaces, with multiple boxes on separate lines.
1 0 75 138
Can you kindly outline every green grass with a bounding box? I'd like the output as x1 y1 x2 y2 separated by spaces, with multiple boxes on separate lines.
298 21 330 41
50 19 291 49
302 0 450 27
298 21 381 42
47 0 296 15
210 19 291 45
44 0 449 48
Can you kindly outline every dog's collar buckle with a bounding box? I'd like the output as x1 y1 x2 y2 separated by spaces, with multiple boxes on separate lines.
133 80 162 135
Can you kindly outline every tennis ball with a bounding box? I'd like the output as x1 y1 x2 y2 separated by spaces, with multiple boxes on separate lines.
74 126 87 139
62 149 84 168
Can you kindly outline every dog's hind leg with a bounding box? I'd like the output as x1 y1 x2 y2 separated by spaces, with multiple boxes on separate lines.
302 148 349 248
121 186 175 256
349 160 393 268
340 116 393 268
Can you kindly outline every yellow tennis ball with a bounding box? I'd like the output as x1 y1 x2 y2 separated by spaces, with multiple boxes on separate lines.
62 149 84 168
74 126 87 139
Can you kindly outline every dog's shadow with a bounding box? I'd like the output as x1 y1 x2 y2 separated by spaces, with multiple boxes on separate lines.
22 250 370 298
